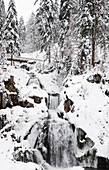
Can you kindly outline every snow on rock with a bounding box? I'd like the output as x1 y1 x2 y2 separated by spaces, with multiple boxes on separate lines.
0 159 41 170
59 73 109 159
49 167 84 170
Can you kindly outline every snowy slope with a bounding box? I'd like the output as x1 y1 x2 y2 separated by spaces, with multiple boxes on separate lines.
0 52 109 169
59 72 109 158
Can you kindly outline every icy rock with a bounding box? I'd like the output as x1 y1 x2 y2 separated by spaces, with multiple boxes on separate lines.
87 74 102 84
98 157 109 168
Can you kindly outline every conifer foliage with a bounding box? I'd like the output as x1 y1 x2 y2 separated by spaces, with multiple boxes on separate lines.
18 16 26 53
35 0 58 63
4 0 20 65
0 0 6 55
25 12 36 53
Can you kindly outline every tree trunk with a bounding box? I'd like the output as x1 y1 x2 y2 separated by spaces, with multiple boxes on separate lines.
48 44 51 63
92 16 98 67
92 27 95 67
11 53 13 66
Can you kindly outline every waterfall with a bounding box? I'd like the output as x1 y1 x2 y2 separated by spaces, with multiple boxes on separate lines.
47 93 60 110
24 117 77 168
23 93 78 168
47 119 77 168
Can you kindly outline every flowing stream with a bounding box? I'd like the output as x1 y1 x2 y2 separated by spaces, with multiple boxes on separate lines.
47 93 60 109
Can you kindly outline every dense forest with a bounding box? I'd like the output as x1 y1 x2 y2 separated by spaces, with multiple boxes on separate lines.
0 0 109 73
0 0 109 170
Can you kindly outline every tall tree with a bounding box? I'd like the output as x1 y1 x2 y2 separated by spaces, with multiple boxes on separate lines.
95 0 109 60
25 12 36 53
75 0 92 72
59 0 77 74
75 0 109 72
18 16 26 53
4 0 20 65
35 0 58 63
59 0 75 59
0 0 6 57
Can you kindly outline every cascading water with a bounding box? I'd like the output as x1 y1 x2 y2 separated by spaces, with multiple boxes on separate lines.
24 118 77 168
23 93 78 168
47 93 60 110
46 119 77 168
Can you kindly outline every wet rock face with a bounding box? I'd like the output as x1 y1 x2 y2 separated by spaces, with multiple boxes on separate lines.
105 90 109 97
77 128 94 150
4 76 18 93
87 74 102 84
29 96 43 104
77 128 97 168
64 96 74 113
18 100 34 108
98 157 109 168
0 76 34 109
0 114 7 130
0 76 19 109
13 147 43 165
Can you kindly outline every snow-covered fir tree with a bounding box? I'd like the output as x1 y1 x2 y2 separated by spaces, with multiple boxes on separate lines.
0 0 6 60
35 0 59 63
75 0 93 72
59 0 74 59
59 0 77 74
95 0 109 61
18 16 26 53
74 0 109 73
4 0 20 65
25 12 36 53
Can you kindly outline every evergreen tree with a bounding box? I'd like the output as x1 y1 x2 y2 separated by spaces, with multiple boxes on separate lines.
25 12 36 53
18 16 26 53
0 0 6 56
59 0 77 74
35 0 58 63
74 0 109 72
4 0 20 65
95 0 109 60
75 0 92 72
59 0 76 59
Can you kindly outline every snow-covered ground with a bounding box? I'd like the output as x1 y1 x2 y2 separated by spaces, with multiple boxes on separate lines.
58 72 109 159
0 51 109 170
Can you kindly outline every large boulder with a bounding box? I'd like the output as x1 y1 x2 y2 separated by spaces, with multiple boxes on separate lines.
18 100 34 108
64 96 74 113
87 74 102 84
29 96 43 104
0 114 7 130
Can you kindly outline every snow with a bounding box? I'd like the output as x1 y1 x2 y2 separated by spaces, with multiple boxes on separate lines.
0 50 109 169
0 159 41 170
59 73 109 158
49 167 84 170
20 51 46 61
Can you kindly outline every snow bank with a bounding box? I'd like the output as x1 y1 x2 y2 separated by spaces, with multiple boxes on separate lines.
59 73 109 158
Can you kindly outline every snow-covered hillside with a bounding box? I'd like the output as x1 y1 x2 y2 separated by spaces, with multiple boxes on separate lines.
0 52 109 170
59 72 109 158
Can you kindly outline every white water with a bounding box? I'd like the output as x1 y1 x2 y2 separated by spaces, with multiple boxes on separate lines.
48 94 60 109
47 119 77 168
48 167 84 170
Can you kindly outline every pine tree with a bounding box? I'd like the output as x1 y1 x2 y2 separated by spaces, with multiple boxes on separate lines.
75 0 92 72
95 0 109 60
35 0 59 63
59 0 76 59
18 16 26 53
25 12 36 53
0 0 6 56
59 0 77 74
74 0 109 72
4 0 20 65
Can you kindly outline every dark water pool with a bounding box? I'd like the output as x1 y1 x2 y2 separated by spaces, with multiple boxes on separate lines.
85 168 108 170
